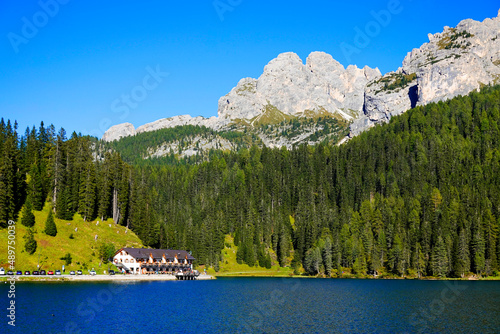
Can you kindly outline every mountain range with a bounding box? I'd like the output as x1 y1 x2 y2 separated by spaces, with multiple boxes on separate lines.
102 10 500 159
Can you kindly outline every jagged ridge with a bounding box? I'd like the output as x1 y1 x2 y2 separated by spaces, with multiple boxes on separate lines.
103 9 500 157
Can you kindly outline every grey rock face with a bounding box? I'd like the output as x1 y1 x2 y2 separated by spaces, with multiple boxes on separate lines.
101 123 136 142
218 52 381 122
136 115 224 133
358 11 500 135
103 10 500 144
104 52 381 141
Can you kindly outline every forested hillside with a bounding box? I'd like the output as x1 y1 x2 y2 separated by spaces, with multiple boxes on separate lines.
123 85 500 278
2 85 500 278
98 115 349 165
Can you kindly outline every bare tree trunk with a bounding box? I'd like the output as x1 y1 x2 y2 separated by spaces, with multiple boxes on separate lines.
53 141 59 210
112 188 120 224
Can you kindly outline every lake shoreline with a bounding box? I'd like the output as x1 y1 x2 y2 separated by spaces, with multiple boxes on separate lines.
215 274 500 280
2 273 499 282
0 273 215 282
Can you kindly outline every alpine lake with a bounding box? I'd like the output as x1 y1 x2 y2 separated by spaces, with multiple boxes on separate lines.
1 277 499 333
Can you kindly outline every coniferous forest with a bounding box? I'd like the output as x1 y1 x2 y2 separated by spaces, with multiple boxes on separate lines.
2 85 500 278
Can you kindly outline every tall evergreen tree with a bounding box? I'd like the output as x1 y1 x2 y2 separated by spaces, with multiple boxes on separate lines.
29 161 45 211
79 161 97 221
453 229 470 277
322 237 333 276
432 236 449 277
44 210 57 236
21 198 35 228
24 228 37 255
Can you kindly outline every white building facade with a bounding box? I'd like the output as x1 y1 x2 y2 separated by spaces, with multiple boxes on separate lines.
113 248 195 275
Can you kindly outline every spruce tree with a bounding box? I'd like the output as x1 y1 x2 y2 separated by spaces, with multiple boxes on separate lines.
453 229 470 277
21 198 36 227
265 252 272 269
472 230 485 275
389 234 403 275
236 242 244 264
30 161 45 211
0 119 19 226
244 238 256 267
44 210 57 236
431 236 448 277
257 246 266 267
79 161 96 222
24 228 37 255
322 237 333 276
416 243 426 278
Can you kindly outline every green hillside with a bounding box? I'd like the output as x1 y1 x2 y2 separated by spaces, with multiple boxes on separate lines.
206 235 297 277
0 203 143 274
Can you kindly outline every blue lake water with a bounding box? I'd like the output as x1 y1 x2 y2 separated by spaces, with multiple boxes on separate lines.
1 278 499 333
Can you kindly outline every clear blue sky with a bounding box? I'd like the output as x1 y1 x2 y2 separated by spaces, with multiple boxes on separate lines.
0 0 498 137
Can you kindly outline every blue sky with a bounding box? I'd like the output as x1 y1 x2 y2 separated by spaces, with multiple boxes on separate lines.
0 0 498 137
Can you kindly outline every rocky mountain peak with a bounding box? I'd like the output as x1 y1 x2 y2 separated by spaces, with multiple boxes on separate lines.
103 10 500 149
217 51 381 124
352 10 500 136
102 123 136 142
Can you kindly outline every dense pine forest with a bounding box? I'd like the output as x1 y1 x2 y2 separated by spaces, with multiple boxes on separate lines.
2 85 500 278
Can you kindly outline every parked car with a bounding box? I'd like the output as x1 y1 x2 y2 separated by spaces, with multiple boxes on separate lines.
0 268 5 275
76 270 82 275
32 271 39 275
7 271 13 275
40 270 46 275
70 271 75 275
48 271 54 275
24 271 30 275
109 270 115 275
16 271 22 275
89 270 96 275
55 270 61 275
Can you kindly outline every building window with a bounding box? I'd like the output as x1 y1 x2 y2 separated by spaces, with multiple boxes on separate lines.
130 259 134 263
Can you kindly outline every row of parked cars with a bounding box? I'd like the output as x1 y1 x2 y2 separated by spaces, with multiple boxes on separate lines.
0 268 97 276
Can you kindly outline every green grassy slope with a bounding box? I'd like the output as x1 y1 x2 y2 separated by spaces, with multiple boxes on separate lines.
0 203 143 274
206 235 297 277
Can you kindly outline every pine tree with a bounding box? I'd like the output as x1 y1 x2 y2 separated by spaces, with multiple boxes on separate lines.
236 241 244 264
453 229 470 277
30 161 45 211
0 120 19 226
56 184 72 220
415 243 426 278
78 161 97 221
322 237 333 276
304 247 321 275
431 236 448 277
332 236 342 275
472 230 485 275
244 238 256 266
257 245 266 267
353 241 367 275
277 226 289 266
24 228 37 255
389 234 404 275
265 252 272 269
21 198 36 227
52 128 67 210
44 210 57 236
